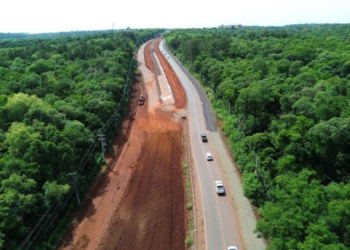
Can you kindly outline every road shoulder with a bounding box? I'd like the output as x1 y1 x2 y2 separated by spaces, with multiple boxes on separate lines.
209 132 266 250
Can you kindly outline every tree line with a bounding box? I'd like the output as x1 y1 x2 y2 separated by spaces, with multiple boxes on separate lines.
0 28 163 249
164 24 350 249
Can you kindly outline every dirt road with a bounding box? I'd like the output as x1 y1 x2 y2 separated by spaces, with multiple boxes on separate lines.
59 38 188 250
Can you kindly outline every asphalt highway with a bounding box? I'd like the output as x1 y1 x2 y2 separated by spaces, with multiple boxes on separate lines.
159 41 243 250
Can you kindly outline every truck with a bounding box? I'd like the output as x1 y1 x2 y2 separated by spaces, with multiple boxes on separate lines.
138 95 145 105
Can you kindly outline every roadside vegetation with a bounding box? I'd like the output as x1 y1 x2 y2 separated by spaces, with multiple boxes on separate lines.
0 29 163 249
164 24 350 249
182 128 194 248
183 162 194 248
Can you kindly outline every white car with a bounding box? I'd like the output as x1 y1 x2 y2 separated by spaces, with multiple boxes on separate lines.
228 246 238 250
206 153 213 161
214 181 225 195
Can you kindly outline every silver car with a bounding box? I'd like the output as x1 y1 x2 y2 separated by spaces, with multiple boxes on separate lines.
206 153 213 161
228 246 238 250
214 181 225 195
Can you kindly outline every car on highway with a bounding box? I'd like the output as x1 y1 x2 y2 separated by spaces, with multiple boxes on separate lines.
228 246 238 250
227 246 238 250
214 181 225 195
201 133 208 142
206 152 213 161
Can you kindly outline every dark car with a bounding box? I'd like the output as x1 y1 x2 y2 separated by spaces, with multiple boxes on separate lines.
201 134 208 142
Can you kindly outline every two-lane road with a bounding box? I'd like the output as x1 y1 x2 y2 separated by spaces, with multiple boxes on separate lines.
159 41 243 250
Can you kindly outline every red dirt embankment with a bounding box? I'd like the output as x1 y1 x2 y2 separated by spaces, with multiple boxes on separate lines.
154 40 186 109
144 41 155 74
101 109 185 249
59 38 187 250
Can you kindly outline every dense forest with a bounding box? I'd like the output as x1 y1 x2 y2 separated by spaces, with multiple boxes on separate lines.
164 24 350 249
0 28 163 249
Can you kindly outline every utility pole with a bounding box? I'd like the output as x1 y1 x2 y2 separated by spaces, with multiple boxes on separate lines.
255 153 271 201
119 85 126 106
112 23 116 39
68 172 81 206
115 116 118 129
98 130 106 159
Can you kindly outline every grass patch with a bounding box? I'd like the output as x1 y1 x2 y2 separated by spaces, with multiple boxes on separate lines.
186 203 193 211
185 235 193 248
183 162 194 249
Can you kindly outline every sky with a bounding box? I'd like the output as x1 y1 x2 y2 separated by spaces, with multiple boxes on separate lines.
1 0 349 34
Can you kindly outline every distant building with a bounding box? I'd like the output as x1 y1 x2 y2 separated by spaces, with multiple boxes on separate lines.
219 24 242 29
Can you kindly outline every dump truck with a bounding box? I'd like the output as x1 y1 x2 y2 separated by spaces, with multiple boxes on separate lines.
138 95 145 105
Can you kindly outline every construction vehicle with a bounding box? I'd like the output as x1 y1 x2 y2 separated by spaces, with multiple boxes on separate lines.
138 95 145 105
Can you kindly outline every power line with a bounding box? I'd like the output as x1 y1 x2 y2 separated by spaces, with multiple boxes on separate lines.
18 44 138 250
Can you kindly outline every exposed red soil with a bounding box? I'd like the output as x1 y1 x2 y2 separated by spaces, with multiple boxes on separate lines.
100 109 185 249
154 40 186 109
58 38 188 250
144 41 155 75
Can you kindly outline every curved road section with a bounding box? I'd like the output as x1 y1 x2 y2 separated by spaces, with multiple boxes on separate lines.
162 45 217 132
160 41 266 250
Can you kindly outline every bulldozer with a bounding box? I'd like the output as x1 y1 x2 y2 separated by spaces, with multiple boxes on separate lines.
138 95 145 105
